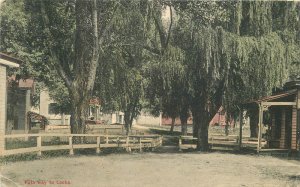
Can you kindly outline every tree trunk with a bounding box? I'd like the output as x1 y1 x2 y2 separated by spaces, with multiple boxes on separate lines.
124 111 131 135
249 108 259 138
70 95 87 135
198 112 210 151
192 119 198 138
181 119 188 136
250 114 258 138
170 117 175 133
180 111 188 136
225 122 229 136
180 103 189 136
192 103 210 151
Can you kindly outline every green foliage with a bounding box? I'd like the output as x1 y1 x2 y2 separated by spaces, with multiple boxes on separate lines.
1 0 299 141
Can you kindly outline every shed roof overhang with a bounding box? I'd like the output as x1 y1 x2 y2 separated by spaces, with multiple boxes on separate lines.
0 53 20 68
243 89 297 107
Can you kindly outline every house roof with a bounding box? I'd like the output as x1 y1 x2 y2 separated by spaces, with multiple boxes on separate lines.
0 53 20 68
18 78 34 89
245 89 297 104
284 78 300 89
89 97 101 105
8 75 34 89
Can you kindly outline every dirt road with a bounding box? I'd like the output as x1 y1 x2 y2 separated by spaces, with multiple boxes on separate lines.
1 152 300 187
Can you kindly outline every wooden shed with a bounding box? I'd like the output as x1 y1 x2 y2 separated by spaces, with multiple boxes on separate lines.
0 53 20 155
244 79 300 153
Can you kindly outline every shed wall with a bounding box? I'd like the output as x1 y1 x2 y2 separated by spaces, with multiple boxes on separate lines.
0 66 6 155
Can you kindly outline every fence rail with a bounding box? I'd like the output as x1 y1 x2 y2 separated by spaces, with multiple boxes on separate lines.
2 134 162 157
179 135 267 151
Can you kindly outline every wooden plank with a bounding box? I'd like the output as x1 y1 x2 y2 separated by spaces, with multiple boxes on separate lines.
129 135 161 138
209 141 238 146
297 90 300 109
209 137 237 141
179 136 182 151
41 145 71 151
259 148 289 152
179 144 197 149
69 136 74 155
37 136 42 156
257 104 263 153
72 144 98 149
139 137 142 152
96 136 100 154
261 102 296 106
99 144 119 148
180 136 197 140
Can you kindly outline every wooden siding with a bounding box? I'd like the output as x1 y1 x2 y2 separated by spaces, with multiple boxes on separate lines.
280 109 286 149
291 106 297 150
0 66 6 155
271 113 276 140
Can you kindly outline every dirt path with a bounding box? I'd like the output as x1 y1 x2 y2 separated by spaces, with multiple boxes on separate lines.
1 152 300 187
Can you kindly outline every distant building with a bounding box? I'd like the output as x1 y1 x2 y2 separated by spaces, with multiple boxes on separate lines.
39 89 71 126
7 76 35 132
0 53 19 148
209 106 234 127
245 78 300 152
38 91 121 126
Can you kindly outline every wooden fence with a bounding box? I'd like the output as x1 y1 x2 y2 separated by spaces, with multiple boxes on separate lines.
179 135 267 151
1 134 162 157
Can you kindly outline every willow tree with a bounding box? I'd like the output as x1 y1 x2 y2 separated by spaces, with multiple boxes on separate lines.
138 0 193 136
2 0 121 134
222 1 300 137
94 0 149 134
172 1 231 150
173 1 300 150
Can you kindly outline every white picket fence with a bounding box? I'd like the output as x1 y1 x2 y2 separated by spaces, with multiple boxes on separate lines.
2 134 163 156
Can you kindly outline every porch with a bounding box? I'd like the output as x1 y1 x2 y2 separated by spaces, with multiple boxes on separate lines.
243 79 300 154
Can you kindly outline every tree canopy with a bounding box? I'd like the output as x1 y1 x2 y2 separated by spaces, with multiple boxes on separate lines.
1 0 299 150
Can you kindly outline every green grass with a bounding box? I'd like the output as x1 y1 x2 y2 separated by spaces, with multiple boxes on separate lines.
6 138 37 150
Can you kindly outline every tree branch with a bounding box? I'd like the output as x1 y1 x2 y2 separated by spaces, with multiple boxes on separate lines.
152 2 173 55
86 0 100 92
40 0 73 90
98 2 120 46
152 9 166 53
165 6 173 51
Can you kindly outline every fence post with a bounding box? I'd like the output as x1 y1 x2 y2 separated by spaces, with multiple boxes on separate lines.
37 136 42 156
117 136 120 147
151 137 155 151
69 136 74 155
0 134 5 156
126 136 131 152
139 137 142 152
179 136 182 151
106 134 109 144
96 136 101 154
160 136 163 146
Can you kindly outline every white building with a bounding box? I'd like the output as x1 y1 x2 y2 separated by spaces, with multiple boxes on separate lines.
39 89 71 126
0 53 20 155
